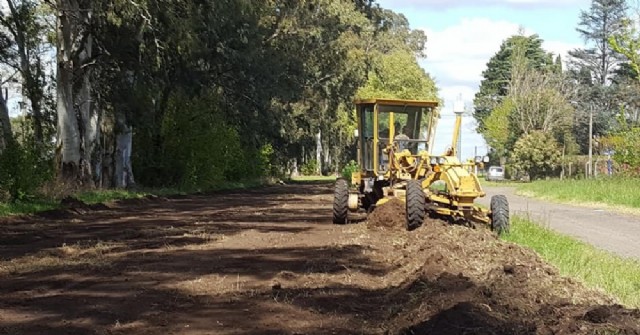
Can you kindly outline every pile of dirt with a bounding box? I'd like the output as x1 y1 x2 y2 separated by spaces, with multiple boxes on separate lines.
355 210 640 334
366 199 407 229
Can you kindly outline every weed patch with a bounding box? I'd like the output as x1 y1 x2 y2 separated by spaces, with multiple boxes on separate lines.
505 215 640 308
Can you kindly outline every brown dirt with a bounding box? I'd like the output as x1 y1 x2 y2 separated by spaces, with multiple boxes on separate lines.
367 198 407 229
0 182 638 335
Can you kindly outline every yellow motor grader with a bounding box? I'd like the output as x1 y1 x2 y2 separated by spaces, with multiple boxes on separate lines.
332 98 509 235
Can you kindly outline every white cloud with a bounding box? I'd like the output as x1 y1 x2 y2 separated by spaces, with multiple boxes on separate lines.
418 18 583 158
379 0 585 9
422 18 523 91
543 40 582 61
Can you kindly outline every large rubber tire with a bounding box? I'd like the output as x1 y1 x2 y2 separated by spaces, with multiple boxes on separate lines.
490 194 510 235
333 178 349 224
406 180 426 231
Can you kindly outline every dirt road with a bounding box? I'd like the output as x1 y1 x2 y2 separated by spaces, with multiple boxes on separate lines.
478 186 640 259
1 182 639 335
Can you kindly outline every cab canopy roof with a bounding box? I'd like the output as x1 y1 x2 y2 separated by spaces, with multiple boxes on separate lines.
354 98 439 108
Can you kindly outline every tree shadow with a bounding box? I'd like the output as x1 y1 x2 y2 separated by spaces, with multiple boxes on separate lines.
0 243 392 335
0 183 334 260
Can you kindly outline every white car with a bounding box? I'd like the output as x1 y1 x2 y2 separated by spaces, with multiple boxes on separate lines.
486 166 505 181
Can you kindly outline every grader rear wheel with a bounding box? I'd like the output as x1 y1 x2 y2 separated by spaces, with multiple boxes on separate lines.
333 178 349 224
490 195 510 235
406 180 426 231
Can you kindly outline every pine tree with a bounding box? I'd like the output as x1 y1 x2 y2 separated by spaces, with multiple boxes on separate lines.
569 0 627 85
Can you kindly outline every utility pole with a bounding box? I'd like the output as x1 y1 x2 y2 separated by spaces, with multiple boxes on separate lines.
588 104 593 178
474 146 478 175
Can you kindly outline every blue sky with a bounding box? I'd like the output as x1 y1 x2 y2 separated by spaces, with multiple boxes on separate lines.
377 0 591 159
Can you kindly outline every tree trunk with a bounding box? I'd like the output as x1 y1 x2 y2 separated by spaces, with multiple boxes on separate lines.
323 137 331 174
114 112 135 188
315 129 322 174
289 158 299 178
100 117 114 188
0 87 13 151
56 0 82 181
78 34 101 186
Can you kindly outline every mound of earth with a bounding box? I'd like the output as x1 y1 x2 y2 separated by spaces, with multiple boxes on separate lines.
353 211 640 334
367 198 439 230
367 198 407 229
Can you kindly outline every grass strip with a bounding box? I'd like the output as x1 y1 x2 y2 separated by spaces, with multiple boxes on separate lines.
505 215 640 308
289 175 337 182
516 177 640 210
0 179 267 218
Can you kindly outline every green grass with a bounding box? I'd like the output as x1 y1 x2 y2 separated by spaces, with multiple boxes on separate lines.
289 175 337 182
0 199 58 217
0 179 268 218
516 177 640 210
75 189 148 204
505 215 640 308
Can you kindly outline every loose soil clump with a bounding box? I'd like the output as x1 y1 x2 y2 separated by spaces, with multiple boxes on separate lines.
367 198 406 229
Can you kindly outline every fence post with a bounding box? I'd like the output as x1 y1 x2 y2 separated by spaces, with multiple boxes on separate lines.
585 162 589 178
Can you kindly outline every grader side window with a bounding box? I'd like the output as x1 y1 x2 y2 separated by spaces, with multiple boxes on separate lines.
359 105 375 172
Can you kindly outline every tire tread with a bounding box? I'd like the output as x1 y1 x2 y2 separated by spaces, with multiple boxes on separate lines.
333 178 349 224
406 180 426 230
490 194 510 235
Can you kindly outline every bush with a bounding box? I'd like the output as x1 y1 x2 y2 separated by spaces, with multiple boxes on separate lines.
510 131 561 180
605 127 640 175
133 90 264 189
0 141 53 202
341 160 359 181
300 159 319 176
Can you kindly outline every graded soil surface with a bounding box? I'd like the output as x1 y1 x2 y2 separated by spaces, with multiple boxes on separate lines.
1 182 639 335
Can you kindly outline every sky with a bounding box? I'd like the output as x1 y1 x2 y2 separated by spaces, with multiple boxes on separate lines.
377 0 591 159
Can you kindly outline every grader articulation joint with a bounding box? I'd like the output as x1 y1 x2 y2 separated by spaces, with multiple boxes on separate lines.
332 98 509 235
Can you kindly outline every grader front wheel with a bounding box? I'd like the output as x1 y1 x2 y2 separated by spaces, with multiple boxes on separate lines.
333 178 349 224
490 195 510 235
406 180 426 231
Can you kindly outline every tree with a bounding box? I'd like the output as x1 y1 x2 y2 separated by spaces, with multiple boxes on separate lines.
483 97 513 159
567 0 627 154
569 0 627 85
480 35 575 162
0 84 12 150
508 43 575 138
473 33 556 131
356 50 438 100
1 0 437 197
510 131 562 180
0 0 50 144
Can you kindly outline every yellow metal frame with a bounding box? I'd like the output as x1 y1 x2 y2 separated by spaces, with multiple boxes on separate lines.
352 98 491 225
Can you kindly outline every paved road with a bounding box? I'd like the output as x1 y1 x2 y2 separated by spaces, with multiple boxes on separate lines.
477 186 640 260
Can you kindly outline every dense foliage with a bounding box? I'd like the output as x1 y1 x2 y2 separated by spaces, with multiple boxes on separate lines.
0 0 437 200
510 131 563 180
475 0 640 178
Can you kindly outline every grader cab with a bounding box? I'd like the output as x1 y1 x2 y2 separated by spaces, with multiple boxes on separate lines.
332 98 509 234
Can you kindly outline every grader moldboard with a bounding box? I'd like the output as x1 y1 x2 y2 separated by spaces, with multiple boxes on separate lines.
332 98 509 234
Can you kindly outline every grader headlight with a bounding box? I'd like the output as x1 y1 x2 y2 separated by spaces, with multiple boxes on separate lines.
429 157 438 165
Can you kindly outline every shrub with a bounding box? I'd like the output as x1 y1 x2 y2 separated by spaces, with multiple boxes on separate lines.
605 127 640 175
341 160 359 181
510 131 562 180
300 159 319 176
134 90 261 189
0 141 53 202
